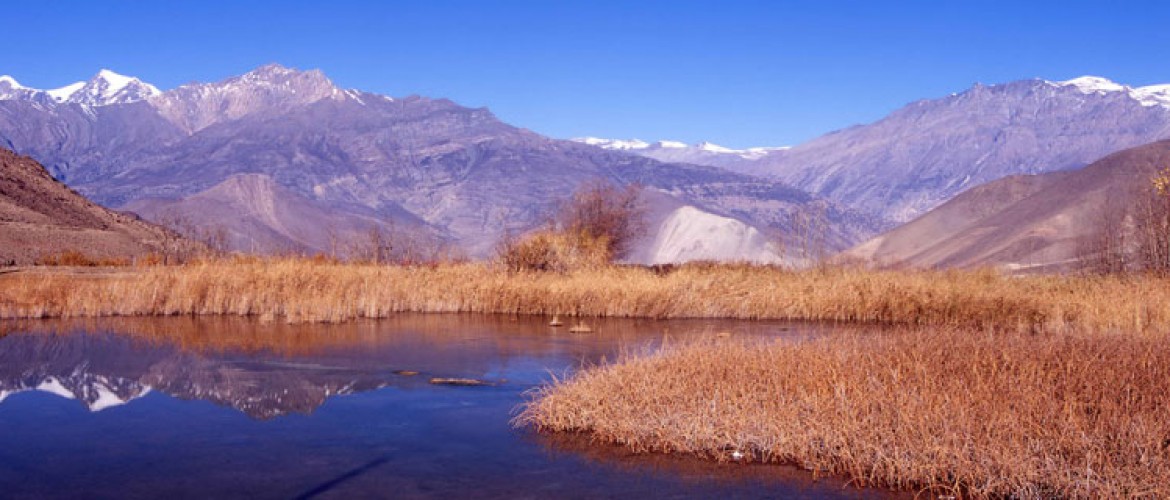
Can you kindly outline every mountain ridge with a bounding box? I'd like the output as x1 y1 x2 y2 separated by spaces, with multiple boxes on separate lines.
0 64 874 262
593 75 1170 225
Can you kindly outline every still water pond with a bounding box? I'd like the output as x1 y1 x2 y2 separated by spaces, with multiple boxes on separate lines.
0 315 896 499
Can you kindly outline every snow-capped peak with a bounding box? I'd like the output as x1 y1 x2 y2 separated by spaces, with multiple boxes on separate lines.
0 75 24 89
0 69 161 107
0 75 40 101
1051 76 1170 108
65 69 161 106
96 68 157 94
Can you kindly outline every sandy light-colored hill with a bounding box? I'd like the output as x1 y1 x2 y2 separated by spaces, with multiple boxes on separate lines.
0 148 181 264
846 140 1170 271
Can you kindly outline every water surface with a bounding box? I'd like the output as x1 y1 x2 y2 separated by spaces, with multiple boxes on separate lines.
0 315 897 499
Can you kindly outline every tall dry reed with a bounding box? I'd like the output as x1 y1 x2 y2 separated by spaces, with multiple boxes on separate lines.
2 258 1170 332
517 330 1170 497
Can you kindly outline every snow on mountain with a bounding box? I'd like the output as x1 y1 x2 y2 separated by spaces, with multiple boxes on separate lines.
0 75 24 89
573 137 790 164
0 69 160 107
733 76 1170 224
0 63 878 259
575 137 651 150
0 75 48 102
65 69 161 106
1052 76 1170 108
46 81 85 102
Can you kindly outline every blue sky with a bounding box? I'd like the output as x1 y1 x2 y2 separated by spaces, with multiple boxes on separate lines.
5 1 1169 148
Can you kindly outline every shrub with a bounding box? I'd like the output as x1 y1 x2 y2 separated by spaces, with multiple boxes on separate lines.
35 250 129 267
498 230 610 272
555 181 645 261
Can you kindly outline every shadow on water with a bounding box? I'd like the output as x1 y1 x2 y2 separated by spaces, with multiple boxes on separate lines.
0 314 904 499
293 456 393 500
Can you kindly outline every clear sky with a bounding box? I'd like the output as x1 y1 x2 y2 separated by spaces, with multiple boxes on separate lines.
5 0 1170 148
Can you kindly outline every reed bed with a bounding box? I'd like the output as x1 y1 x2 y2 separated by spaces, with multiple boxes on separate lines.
516 330 1170 497
1 258 1170 332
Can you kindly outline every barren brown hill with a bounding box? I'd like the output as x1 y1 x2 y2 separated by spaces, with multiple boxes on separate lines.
0 148 181 264
846 140 1170 271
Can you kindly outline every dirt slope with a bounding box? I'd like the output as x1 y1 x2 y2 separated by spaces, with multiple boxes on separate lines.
846 140 1170 271
0 148 180 264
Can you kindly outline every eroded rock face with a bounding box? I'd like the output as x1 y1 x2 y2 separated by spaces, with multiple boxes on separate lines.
0 64 876 261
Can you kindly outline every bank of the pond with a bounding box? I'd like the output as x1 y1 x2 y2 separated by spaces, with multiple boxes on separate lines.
516 329 1170 498
2 259 1170 332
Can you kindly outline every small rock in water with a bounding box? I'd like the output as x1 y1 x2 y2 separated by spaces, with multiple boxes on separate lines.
393 370 420 376
549 315 563 327
429 377 493 387
568 323 592 333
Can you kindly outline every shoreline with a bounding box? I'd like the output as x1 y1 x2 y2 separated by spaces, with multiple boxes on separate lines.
5 259 1170 496
516 329 1170 497
1 259 1169 332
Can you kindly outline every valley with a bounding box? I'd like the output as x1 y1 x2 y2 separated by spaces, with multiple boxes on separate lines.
4 28 1170 498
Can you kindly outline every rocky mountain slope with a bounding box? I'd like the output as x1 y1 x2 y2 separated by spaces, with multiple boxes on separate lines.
845 140 1170 271
0 148 183 264
594 77 1170 225
0 65 876 262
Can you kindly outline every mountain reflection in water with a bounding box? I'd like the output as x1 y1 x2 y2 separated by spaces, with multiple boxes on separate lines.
0 315 895 499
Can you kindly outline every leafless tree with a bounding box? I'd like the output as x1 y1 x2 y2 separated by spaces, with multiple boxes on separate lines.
554 180 645 261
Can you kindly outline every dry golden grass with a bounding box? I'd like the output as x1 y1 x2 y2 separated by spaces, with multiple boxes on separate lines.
516 330 1170 498
1 258 1170 332
5 257 1170 495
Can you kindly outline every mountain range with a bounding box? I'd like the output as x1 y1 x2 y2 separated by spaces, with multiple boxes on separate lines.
0 66 875 263
588 76 1170 226
6 67 1170 268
